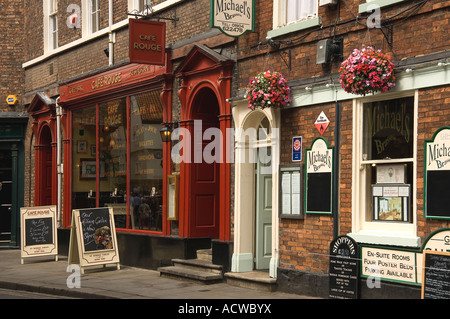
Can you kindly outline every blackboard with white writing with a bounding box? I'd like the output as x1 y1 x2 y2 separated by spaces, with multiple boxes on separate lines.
78 207 114 252
422 251 450 299
329 236 360 299
25 217 53 246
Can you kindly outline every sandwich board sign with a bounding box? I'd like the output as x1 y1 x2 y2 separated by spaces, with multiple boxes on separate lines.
68 207 120 274
20 205 58 264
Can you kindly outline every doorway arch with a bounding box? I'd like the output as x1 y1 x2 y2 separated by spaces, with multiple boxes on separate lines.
231 103 280 278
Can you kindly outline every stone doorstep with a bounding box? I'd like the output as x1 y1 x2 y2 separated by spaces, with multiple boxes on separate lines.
224 271 277 292
158 258 224 285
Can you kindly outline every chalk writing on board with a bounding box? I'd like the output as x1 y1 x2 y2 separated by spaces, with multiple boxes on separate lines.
25 218 53 246
79 208 113 252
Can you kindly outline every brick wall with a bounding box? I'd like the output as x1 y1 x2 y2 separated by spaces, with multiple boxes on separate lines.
0 0 25 112
237 0 450 90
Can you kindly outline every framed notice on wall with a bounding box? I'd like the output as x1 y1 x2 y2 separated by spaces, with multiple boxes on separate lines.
424 127 450 219
68 207 120 274
279 165 303 218
20 206 58 264
305 137 333 214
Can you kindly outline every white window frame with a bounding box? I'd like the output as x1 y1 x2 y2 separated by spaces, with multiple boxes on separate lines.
273 0 318 28
49 0 58 50
88 0 100 34
350 90 420 247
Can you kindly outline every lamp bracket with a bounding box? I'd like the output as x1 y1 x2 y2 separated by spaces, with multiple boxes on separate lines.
127 5 179 26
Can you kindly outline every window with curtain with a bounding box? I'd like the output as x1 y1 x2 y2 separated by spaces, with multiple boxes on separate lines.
281 0 317 26
49 0 58 49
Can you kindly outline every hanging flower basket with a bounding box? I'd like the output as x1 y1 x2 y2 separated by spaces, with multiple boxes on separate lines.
246 70 291 110
339 46 396 96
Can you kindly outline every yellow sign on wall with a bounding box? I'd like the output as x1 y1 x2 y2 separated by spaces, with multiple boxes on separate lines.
6 95 18 105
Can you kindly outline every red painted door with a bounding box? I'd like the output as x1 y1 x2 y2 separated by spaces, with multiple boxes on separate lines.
42 148 53 205
188 88 220 238
189 124 220 238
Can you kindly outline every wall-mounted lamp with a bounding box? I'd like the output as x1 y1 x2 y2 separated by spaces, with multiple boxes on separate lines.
160 122 179 143
104 49 109 58
438 61 449 67
305 86 313 91
405 68 413 73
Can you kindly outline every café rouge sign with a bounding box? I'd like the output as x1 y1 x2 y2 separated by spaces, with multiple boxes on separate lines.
129 19 166 65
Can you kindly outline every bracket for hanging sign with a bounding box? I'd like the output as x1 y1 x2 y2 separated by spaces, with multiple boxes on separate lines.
127 5 179 26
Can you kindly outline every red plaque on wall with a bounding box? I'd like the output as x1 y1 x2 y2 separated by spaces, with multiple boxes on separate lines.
129 19 166 65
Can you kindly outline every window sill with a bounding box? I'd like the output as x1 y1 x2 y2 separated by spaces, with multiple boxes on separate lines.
348 231 421 248
267 16 321 39
358 0 407 14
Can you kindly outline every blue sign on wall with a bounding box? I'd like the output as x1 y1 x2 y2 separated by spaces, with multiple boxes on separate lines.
292 136 302 162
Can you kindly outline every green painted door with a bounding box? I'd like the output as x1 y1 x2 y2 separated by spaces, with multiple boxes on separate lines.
255 147 272 270
0 151 12 243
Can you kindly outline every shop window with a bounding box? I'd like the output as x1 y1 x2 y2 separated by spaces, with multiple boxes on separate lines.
70 90 163 232
352 94 418 246
99 98 128 227
72 106 97 210
129 91 163 231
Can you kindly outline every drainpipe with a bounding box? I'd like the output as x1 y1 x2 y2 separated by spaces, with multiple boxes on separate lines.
108 0 114 66
56 97 62 228
333 101 341 240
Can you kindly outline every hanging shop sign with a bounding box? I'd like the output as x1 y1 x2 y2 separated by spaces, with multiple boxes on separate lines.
20 206 58 264
129 19 166 65
68 207 120 274
305 137 333 214
315 111 330 136
210 0 255 37
329 236 360 299
424 126 450 219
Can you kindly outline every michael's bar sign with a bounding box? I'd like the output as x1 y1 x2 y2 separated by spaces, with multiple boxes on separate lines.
210 0 255 37
129 19 165 65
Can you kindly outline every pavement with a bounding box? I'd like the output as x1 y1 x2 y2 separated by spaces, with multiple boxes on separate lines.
0 248 317 301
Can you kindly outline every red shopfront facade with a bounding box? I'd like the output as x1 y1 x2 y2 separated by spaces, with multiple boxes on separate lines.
56 46 234 269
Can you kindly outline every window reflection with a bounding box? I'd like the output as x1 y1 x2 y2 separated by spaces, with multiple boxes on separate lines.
72 106 97 209
130 91 163 231
70 90 164 232
99 98 127 228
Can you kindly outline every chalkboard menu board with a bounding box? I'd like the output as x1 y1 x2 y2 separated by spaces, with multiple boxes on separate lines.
329 236 360 299
78 208 114 252
69 207 120 273
305 137 333 214
424 127 450 219
20 206 58 263
422 251 450 299
25 218 53 246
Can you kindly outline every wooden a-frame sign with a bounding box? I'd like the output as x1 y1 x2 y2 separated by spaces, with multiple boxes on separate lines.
20 205 58 264
68 207 120 274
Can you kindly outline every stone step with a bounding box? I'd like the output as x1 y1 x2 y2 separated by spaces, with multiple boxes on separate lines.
196 248 212 262
224 271 277 292
158 258 224 284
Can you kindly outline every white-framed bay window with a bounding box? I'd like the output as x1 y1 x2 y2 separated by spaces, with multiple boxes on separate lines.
350 91 421 248
269 0 320 38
